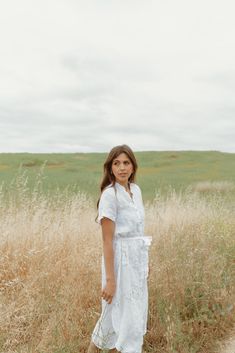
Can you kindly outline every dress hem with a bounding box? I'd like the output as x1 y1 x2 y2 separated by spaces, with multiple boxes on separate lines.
92 338 143 353
92 330 147 352
91 336 116 350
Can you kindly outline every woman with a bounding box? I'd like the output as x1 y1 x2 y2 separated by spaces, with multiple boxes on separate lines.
88 144 152 353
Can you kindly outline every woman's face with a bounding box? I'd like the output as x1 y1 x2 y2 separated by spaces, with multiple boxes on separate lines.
111 152 134 186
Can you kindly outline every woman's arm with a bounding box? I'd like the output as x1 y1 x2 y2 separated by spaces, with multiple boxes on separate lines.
100 217 116 304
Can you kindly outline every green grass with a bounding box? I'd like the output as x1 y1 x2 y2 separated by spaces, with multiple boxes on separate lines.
0 150 234 204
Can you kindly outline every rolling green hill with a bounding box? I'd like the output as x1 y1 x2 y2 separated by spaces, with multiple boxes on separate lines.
0 151 234 203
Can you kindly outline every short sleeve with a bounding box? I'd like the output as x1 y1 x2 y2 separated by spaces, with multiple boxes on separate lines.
97 187 117 225
135 184 144 204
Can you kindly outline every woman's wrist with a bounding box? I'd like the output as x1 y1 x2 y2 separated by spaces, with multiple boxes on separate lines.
106 277 115 282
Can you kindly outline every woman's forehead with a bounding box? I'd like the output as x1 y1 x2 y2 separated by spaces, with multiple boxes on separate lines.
113 153 130 161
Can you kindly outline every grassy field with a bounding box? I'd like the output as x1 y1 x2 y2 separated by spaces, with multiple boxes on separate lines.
0 150 235 203
0 151 234 353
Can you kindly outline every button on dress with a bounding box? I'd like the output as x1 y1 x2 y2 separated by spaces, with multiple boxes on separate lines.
91 181 152 353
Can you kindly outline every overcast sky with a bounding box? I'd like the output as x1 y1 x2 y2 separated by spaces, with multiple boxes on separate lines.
0 0 234 153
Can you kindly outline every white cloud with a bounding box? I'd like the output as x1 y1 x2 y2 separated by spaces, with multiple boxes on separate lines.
0 0 234 152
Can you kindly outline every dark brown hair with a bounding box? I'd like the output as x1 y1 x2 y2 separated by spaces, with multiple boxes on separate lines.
95 144 138 223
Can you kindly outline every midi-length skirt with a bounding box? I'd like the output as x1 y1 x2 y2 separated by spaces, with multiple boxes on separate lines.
91 234 152 353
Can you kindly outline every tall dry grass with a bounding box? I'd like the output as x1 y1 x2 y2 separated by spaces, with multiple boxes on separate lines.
189 180 235 193
145 188 235 353
0 169 234 353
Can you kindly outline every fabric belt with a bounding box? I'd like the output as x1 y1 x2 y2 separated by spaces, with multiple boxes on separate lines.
114 234 152 245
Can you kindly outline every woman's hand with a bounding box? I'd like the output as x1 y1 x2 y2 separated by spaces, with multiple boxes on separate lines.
101 278 116 304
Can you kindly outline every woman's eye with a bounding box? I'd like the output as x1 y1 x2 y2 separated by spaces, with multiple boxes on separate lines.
113 161 130 165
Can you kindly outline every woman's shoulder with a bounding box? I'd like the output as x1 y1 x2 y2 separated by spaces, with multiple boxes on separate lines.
131 182 141 193
101 184 116 197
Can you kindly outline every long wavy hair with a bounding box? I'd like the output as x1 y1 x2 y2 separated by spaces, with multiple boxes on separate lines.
95 144 138 223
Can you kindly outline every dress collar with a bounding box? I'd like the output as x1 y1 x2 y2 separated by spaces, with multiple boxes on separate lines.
115 181 133 192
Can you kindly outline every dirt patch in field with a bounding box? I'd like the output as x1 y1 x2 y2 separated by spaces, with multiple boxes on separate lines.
0 164 9 170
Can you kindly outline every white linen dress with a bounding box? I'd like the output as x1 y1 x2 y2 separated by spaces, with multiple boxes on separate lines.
91 181 152 353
